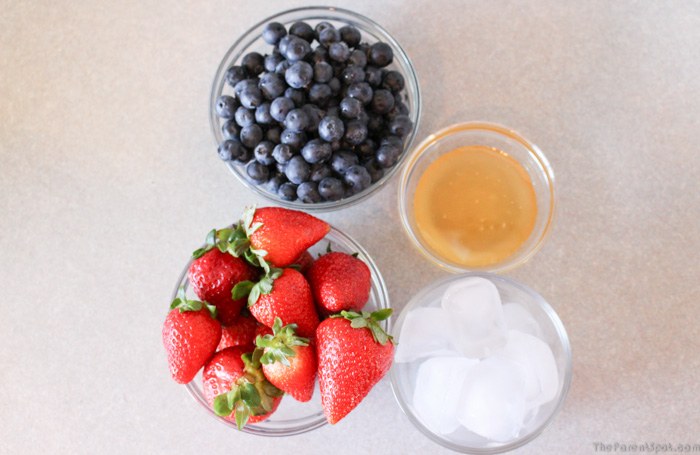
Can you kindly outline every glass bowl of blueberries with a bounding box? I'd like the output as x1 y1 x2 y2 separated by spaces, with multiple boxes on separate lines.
211 6 421 210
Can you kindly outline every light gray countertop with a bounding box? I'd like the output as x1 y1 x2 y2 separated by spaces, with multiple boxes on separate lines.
1 1 698 453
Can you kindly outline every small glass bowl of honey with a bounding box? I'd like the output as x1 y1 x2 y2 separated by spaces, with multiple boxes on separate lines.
399 122 556 273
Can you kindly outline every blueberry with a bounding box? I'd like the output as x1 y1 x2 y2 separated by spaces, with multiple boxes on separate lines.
270 97 295 122
340 96 363 119
259 72 286 100
242 52 265 76
280 129 307 150
246 160 270 183
381 135 403 148
284 108 310 132
328 41 350 62
370 89 395 114
355 109 370 126
283 36 311 61
344 120 368 145
301 104 324 131
239 87 263 109
262 22 287 45
339 25 361 47
363 158 385 183
276 161 287 174
364 66 383 87
389 115 413 138
309 46 329 64
310 163 333 182
367 113 385 135
289 21 315 42
347 82 373 105
315 21 334 35
328 77 342 95
348 49 367 67
255 103 274 125
254 141 276 165
240 124 263 149
278 182 298 201
376 143 401 168
266 126 282 144
277 35 292 56
297 181 322 203
388 97 410 119
318 27 340 46
326 105 340 118
265 172 287 193
318 177 345 201
331 150 359 174
234 78 258 96
357 42 371 57
285 61 313 89
285 155 311 184
218 140 249 162
301 139 332 164
318 116 345 142
221 119 242 141
308 83 332 107
369 42 393 67
264 52 285 72
341 65 366 85
284 87 307 107
382 70 405 92
234 106 255 127
225 66 248 87
344 165 371 194
357 139 377 160
215 95 238 119
272 143 294 164
314 61 334 83
275 59 292 75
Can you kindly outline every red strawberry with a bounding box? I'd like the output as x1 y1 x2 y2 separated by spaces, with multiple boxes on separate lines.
316 309 394 424
247 268 320 337
203 347 283 428
248 207 329 268
255 323 273 339
188 248 258 325
162 290 221 384
217 313 258 352
257 317 317 402
292 250 315 274
307 252 371 316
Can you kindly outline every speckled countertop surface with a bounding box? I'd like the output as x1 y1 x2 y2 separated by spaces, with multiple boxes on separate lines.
1 1 698 453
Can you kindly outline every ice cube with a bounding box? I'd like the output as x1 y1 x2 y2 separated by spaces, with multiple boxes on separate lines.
412 356 479 435
441 277 507 358
395 307 457 363
495 330 559 408
502 302 543 338
457 356 528 442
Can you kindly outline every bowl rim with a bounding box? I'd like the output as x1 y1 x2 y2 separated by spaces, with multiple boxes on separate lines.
389 272 572 453
210 5 422 212
171 224 391 436
398 121 557 273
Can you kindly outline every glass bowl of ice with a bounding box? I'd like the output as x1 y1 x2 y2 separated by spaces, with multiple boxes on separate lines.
389 273 572 453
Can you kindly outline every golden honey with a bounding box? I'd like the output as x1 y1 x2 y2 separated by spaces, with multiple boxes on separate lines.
413 145 537 268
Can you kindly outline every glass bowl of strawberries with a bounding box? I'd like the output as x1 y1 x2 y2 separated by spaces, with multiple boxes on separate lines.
163 206 392 436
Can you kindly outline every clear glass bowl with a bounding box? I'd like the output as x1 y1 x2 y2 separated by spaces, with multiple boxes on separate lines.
399 122 556 273
171 226 391 436
390 272 572 453
210 6 421 211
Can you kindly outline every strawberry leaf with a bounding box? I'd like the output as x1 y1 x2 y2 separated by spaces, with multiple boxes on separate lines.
213 394 233 417
240 382 261 408
234 402 250 429
334 309 394 345
232 281 255 300
170 286 216 318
